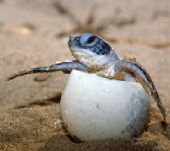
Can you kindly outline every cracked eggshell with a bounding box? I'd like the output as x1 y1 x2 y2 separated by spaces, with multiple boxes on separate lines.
60 70 150 141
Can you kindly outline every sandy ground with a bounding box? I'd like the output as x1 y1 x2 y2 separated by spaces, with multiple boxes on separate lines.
0 0 170 150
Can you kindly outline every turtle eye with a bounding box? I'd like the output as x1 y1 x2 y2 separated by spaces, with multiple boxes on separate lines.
86 36 96 44
79 33 97 46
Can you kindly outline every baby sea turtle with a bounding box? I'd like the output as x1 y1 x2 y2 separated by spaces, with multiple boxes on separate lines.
7 33 166 123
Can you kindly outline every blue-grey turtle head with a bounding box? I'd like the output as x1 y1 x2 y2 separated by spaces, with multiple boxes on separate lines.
68 33 112 56
68 33 119 70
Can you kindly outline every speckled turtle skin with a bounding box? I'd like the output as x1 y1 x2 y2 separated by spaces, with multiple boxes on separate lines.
7 33 166 123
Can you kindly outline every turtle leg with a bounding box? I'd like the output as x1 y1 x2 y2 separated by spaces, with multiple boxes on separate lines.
6 61 87 81
114 58 166 123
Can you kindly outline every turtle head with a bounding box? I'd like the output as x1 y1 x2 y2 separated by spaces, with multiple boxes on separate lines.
68 33 119 70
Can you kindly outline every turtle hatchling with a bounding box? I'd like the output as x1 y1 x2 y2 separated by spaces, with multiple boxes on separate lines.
7 33 166 123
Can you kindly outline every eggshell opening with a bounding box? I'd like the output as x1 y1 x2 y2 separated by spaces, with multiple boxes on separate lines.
60 70 150 141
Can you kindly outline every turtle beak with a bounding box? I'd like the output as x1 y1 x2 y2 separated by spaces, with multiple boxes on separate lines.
68 35 74 47
69 35 74 42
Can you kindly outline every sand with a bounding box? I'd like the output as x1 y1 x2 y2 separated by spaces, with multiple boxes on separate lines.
0 0 169 150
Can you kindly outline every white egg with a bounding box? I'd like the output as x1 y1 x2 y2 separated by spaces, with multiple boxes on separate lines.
60 70 150 141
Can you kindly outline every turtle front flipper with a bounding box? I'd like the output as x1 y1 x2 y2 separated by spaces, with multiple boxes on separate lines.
114 58 166 123
6 61 88 81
